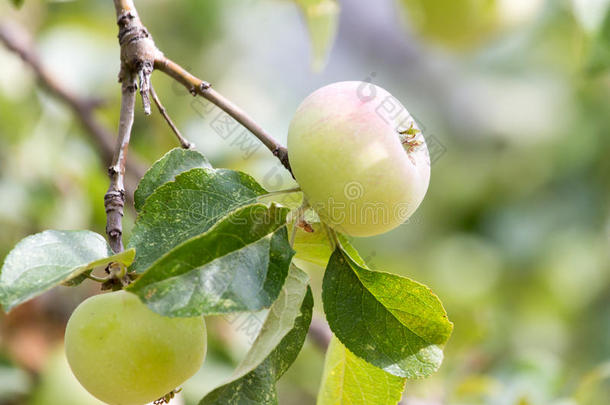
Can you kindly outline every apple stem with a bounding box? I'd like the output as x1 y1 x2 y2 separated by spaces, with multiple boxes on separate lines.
85 273 111 283
258 187 302 201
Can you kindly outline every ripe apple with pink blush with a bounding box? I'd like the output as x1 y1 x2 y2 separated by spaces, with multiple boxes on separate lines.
287 81 430 237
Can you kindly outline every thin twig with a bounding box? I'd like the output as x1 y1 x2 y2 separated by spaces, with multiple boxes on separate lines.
154 56 292 173
105 75 137 253
0 21 146 182
150 84 193 149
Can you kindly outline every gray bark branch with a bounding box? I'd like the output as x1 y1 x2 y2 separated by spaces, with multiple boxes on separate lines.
105 77 137 254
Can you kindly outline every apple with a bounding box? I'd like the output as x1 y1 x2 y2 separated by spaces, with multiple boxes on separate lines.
64 291 206 405
288 81 430 237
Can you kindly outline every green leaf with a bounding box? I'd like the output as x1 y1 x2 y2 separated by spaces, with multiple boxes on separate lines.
295 0 340 71
317 336 406 405
10 0 25 8
134 148 212 212
128 167 266 273
200 264 313 405
127 204 293 317
0 230 135 312
322 248 453 378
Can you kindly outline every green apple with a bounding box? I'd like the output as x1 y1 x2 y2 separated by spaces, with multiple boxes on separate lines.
288 81 430 237
64 291 206 405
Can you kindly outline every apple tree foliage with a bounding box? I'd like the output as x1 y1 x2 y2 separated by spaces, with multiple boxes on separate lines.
1 147 452 404
0 0 454 403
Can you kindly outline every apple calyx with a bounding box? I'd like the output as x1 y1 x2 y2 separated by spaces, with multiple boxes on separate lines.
398 124 423 153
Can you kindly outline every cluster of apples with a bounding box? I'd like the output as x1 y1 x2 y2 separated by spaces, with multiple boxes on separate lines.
65 81 430 405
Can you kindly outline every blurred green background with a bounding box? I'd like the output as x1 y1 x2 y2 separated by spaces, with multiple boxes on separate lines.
0 0 609 404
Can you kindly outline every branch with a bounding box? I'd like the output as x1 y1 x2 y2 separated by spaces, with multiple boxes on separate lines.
110 0 291 172
106 0 293 251
154 57 291 172
0 21 146 183
105 76 137 253
103 0 161 252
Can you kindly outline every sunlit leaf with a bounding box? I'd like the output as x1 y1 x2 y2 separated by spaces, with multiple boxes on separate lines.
317 336 406 405
322 247 453 378
0 230 135 312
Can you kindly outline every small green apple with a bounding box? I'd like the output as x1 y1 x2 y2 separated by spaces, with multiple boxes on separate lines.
64 291 206 405
288 81 430 237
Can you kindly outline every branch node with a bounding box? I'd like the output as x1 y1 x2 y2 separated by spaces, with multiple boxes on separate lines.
104 189 125 253
122 79 137 93
116 11 135 28
104 190 125 206
107 165 120 177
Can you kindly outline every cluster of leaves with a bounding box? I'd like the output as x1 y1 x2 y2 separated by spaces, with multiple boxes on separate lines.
0 148 452 404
